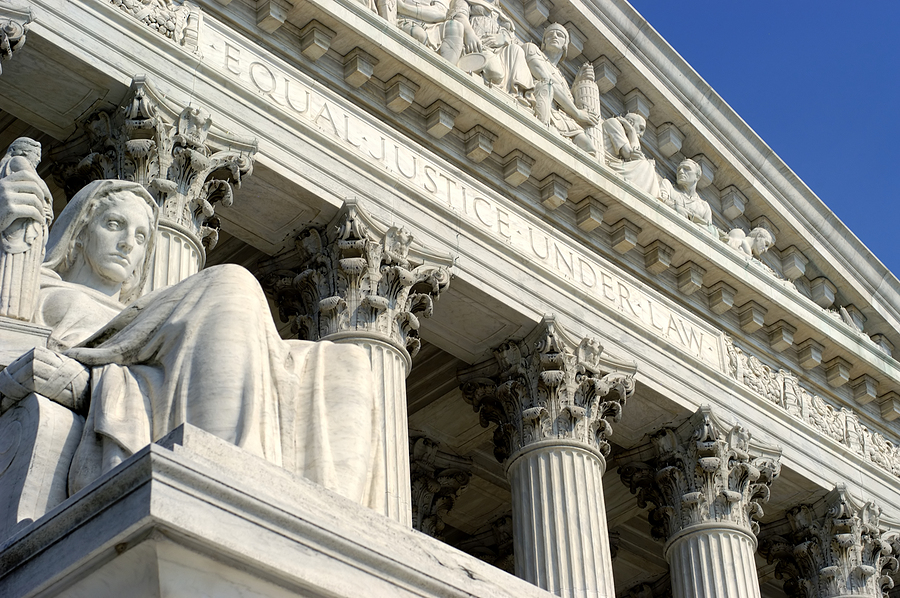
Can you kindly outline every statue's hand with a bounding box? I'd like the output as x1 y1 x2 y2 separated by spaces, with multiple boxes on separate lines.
483 33 506 48
463 28 482 53
0 169 50 233
575 109 599 128
0 347 90 413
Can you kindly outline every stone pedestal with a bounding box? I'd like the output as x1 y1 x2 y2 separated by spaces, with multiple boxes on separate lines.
665 524 760 598
508 441 615 598
0 424 554 598
329 331 412 524
461 317 636 597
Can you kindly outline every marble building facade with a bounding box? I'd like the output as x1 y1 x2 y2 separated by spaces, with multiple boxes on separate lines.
0 0 899 597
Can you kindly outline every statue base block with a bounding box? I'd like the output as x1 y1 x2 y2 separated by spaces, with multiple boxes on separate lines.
0 315 51 368
0 424 552 598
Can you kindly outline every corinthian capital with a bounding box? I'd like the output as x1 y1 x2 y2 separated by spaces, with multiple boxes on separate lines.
760 485 899 598
410 435 472 540
619 406 781 541
0 3 30 75
51 76 257 253
459 316 636 463
257 202 452 358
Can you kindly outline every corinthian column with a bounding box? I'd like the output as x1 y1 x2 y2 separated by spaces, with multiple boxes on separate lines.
760 485 898 598
258 203 451 525
461 316 636 598
619 406 782 598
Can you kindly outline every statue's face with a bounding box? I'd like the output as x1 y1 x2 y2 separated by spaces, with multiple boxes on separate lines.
82 192 152 286
543 27 567 53
676 162 701 188
626 116 646 138
753 234 773 255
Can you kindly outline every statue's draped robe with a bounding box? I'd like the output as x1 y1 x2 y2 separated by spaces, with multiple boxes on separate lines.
35 265 384 510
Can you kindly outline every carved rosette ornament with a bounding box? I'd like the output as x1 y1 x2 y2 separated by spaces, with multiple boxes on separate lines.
618 406 782 598
760 485 898 598
0 3 30 75
52 77 257 290
461 316 636 462
409 435 472 540
459 316 636 598
257 202 452 526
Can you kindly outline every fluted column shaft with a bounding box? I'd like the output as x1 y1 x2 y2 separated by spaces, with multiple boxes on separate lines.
329 331 412 526
147 221 204 291
666 523 760 598
508 441 615 598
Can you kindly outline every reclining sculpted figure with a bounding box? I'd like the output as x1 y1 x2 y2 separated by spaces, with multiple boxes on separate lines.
0 153 383 513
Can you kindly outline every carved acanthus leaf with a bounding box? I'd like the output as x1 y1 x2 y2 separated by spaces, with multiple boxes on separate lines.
759 485 898 598
619 406 781 541
256 202 452 357
459 316 636 463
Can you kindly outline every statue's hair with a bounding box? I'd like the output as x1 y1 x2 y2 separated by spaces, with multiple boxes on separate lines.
542 23 569 61
625 113 646 130
678 158 701 174
748 226 775 245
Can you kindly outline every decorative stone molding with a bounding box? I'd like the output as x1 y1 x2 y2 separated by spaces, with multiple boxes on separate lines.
720 186 747 220
464 126 496 163
811 277 837 308
562 22 586 60
780 246 808 280
656 123 684 159
825 357 852 388
619 406 781 543
624 89 653 121
502 150 534 187
676 261 705 295
343 48 377 88
523 0 551 27
767 320 796 352
644 240 673 275
593 56 619 94
725 335 900 479
573 196 606 232
797 339 824 370
690 153 716 189
386 74 419 113
611 219 640 254
538 174 570 210
624 577 673 598
759 485 898 598
0 2 30 75
851 374 878 405
708 281 736 315
256 0 290 33
738 301 768 334
424 101 458 139
460 316 636 462
299 20 335 61
409 435 472 540
109 0 201 52
51 76 257 290
257 201 451 358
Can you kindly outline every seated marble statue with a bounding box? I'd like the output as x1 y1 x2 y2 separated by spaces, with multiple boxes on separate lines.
0 174 383 509
460 0 533 100
659 158 713 232
721 226 775 258
601 113 659 197
523 24 599 155
396 0 466 64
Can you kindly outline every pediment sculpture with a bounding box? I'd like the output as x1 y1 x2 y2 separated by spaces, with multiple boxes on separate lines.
0 139 384 542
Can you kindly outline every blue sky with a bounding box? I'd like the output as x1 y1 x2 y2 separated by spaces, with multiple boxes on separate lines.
627 1 900 276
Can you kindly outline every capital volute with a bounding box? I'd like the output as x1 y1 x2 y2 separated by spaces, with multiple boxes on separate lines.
460 316 636 463
257 201 452 358
0 2 30 74
619 406 782 542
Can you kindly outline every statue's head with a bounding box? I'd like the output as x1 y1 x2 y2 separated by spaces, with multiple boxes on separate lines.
542 23 569 60
675 159 701 190
624 113 646 138
747 227 775 257
5 137 42 169
45 180 159 303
